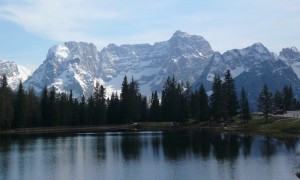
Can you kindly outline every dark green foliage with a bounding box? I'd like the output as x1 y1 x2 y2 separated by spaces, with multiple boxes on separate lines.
210 75 227 122
13 82 27 128
222 70 239 122
198 84 209 122
93 82 107 124
273 90 283 110
0 74 14 130
257 84 272 123
239 87 251 122
283 85 294 110
189 84 209 122
161 76 188 124
150 91 161 122
107 92 121 124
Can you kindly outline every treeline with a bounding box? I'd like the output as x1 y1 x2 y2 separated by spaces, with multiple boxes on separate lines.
0 70 299 130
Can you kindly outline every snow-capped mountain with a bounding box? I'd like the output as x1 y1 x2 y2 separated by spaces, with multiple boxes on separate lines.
191 43 300 107
99 30 214 95
24 42 100 97
24 31 214 97
22 30 300 105
0 60 31 90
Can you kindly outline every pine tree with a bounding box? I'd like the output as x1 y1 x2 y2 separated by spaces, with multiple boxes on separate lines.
93 82 107 124
107 92 121 124
273 90 283 110
257 84 272 123
161 76 178 123
79 95 87 125
26 87 40 127
283 85 294 110
240 87 251 122
49 87 59 126
150 91 161 122
210 75 226 122
0 74 14 130
198 84 209 122
40 86 49 127
120 75 130 123
222 70 239 123
13 81 27 128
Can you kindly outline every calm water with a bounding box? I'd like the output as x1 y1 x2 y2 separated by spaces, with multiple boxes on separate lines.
0 131 300 180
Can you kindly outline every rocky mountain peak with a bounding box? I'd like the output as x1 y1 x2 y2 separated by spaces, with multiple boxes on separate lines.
0 60 31 90
280 47 300 60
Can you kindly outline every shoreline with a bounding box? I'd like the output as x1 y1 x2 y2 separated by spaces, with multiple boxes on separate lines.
1 115 300 136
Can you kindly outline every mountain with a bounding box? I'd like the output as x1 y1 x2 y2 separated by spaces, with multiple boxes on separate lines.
99 30 214 95
22 30 300 107
24 42 100 97
24 31 214 97
190 43 300 107
0 60 31 90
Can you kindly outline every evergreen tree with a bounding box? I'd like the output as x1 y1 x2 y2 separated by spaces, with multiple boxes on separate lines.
210 75 226 122
198 84 209 122
240 87 251 122
140 96 149 122
26 88 40 127
107 92 121 124
273 90 283 110
49 87 59 126
93 82 107 124
150 91 161 122
40 86 49 127
0 74 14 130
283 85 294 110
161 76 178 123
161 76 187 124
120 75 130 123
79 95 87 125
257 84 272 123
222 70 239 122
13 81 27 128
128 77 141 122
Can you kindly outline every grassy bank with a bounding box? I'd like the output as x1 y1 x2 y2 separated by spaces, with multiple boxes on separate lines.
221 115 300 135
1 115 300 135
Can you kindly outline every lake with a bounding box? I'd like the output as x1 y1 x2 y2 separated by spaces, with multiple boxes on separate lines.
0 130 300 180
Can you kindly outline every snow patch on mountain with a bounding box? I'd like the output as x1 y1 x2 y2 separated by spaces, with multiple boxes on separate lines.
0 60 31 90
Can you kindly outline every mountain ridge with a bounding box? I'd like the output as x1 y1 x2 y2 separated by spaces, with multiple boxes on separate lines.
1 31 298 106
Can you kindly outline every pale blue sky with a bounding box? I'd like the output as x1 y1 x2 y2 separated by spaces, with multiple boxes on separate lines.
0 0 299 71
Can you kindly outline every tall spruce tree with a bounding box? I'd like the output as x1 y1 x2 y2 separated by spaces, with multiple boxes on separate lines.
93 82 107 124
273 90 283 110
40 86 49 127
198 84 209 122
0 74 14 130
13 81 27 128
210 75 226 122
120 75 130 123
240 86 251 122
283 85 294 110
150 91 161 122
222 70 239 122
107 92 121 124
257 84 272 123
161 76 178 123
26 87 40 127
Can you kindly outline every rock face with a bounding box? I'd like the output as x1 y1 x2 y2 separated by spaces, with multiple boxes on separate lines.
24 31 214 97
0 60 31 90
99 30 214 95
24 42 100 97
21 30 300 107
191 43 300 107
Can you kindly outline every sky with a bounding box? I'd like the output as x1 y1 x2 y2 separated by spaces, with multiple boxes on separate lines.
0 0 299 71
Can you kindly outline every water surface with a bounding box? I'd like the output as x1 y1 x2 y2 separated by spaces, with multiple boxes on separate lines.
0 131 300 180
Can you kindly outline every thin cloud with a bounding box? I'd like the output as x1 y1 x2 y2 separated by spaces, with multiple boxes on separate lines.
0 0 299 53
